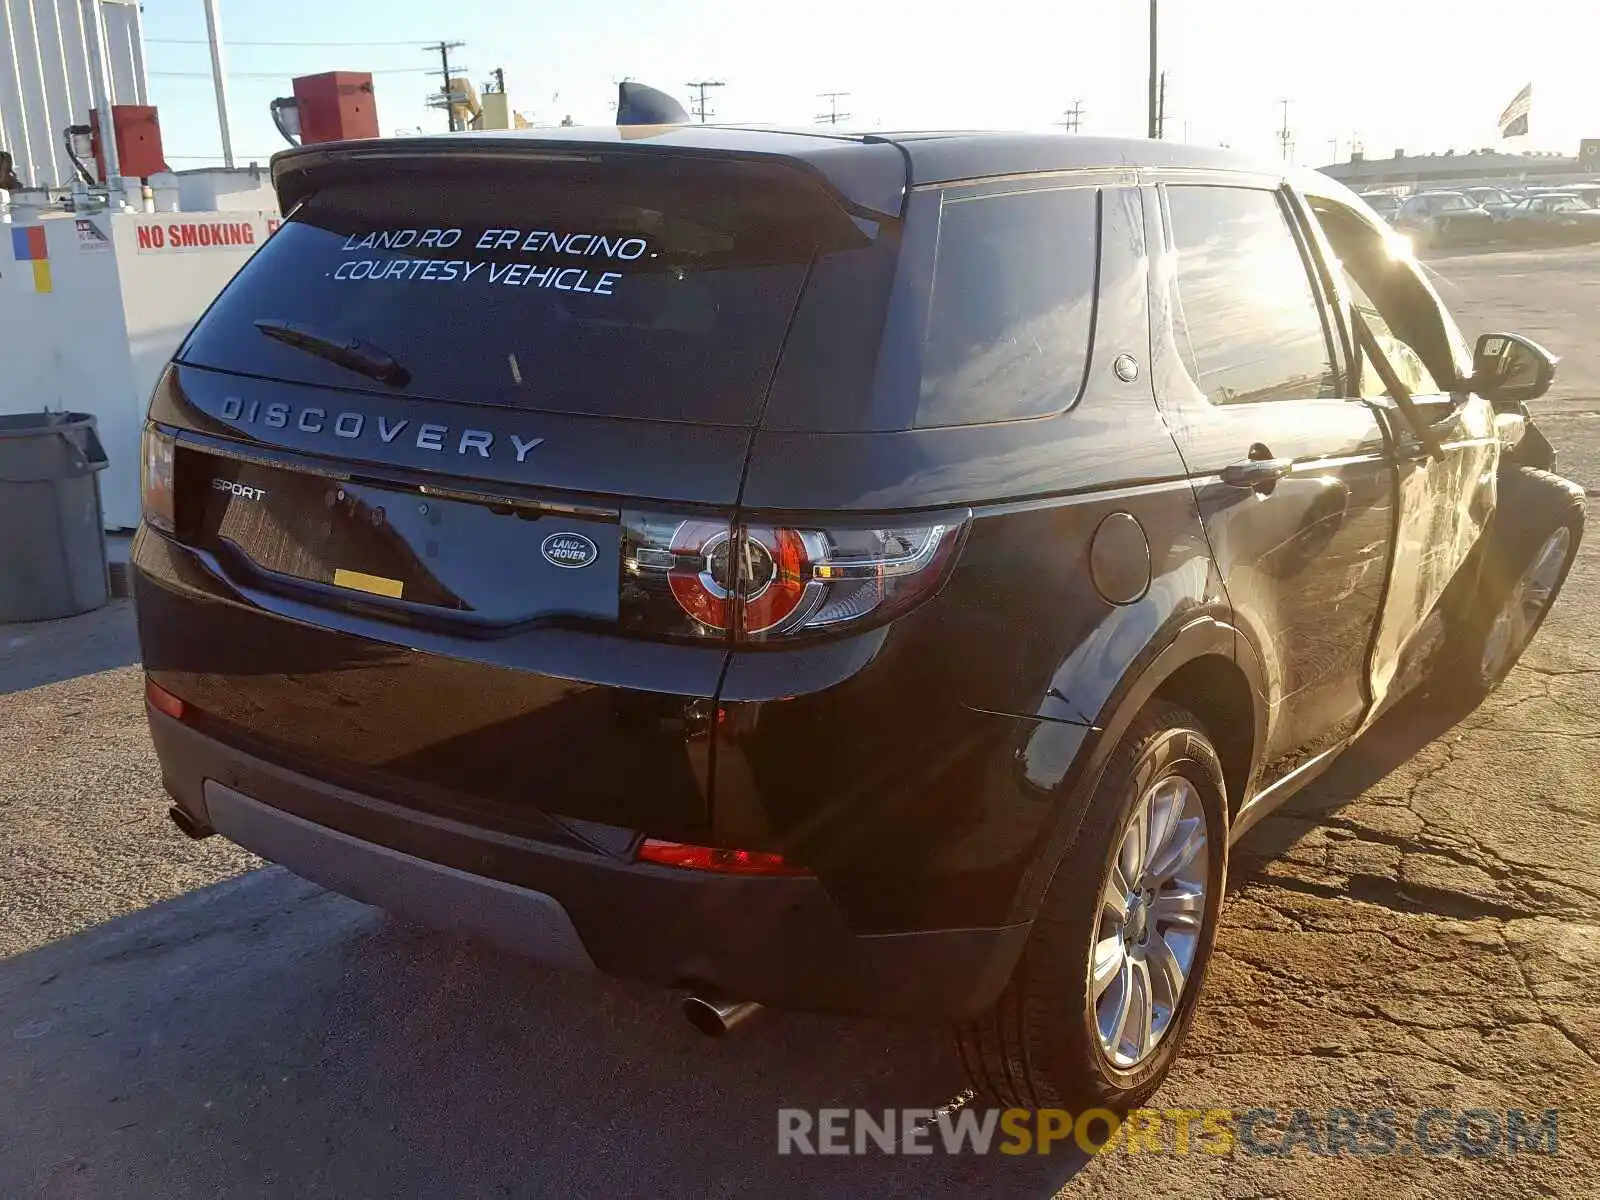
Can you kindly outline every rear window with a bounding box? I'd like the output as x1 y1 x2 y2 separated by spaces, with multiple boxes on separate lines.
916 185 1099 427
180 157 872 425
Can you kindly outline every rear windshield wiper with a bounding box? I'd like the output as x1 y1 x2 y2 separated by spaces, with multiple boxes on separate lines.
254 318 411 388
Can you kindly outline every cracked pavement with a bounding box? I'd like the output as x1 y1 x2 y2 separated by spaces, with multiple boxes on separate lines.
1 246 1598 1198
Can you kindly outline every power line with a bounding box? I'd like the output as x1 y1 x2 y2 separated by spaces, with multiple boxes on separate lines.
151 68 429 79
685 80 724 123
148 37 440 47
816 91 851 126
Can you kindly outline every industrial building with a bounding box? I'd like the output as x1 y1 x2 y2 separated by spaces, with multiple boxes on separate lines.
0 0 148 191
1320 142 1600 192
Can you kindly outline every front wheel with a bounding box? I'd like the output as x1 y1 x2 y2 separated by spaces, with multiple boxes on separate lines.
955 701 1228 1111
1451 465 1584 698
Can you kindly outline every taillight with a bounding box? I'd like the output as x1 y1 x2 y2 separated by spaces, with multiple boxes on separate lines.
738 527 813 635
637 838 810 876
140 424 176 533
666 520 737 633
145 676 186 720
621 511 967 642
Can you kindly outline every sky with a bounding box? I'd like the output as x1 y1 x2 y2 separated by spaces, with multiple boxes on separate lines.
140 0 1600 169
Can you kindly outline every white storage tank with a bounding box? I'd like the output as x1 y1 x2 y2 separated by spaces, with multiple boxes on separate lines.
174 166 279 214
1 206 281 529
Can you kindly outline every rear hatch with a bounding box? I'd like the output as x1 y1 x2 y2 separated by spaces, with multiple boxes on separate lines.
148 137 904 836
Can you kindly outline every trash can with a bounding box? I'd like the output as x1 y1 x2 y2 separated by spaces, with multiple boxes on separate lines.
0 411 111 622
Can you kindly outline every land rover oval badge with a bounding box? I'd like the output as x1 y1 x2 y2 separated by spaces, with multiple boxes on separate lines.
541 532 599 569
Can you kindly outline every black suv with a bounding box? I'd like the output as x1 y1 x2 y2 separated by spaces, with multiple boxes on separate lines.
134 127 1584 1109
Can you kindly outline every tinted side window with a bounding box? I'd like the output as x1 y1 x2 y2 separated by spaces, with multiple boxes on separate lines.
1167 186 1338 405
917 186 1098 427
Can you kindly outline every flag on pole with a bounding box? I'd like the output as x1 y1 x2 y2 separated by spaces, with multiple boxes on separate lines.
1499 83 1532 138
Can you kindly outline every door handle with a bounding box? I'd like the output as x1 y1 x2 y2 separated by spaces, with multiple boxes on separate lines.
1395 442 1434 464
1221 457 1293 489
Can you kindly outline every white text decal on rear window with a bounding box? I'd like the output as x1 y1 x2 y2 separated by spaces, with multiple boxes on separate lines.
329 226 652 295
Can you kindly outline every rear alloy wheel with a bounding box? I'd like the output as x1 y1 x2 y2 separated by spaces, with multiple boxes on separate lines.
956 701 1228 1111
1093 774 1209 1068
1451 465 1584 698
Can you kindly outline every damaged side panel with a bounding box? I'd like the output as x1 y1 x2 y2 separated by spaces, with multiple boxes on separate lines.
1366 393 1498 705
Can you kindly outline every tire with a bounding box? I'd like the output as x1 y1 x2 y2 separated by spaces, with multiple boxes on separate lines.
1450 464 1585 698
955 701 1228 1112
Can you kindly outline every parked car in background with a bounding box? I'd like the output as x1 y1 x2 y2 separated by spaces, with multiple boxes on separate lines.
1393 191 1496 248
1462 186 1520 218
1498 193 1600 244
1560 182 1600 209
1360 192 1402 222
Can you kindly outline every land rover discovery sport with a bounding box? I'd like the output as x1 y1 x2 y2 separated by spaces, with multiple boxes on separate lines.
134 126 1583 1108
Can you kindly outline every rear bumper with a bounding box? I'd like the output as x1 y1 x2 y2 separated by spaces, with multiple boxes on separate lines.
205 781 596 969
152 707 1028 1019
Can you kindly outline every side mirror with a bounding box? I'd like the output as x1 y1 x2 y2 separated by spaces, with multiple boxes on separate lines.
1471 332 1558 407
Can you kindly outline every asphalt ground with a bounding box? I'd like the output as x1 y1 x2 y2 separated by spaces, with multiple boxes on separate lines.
1 244 1597 1198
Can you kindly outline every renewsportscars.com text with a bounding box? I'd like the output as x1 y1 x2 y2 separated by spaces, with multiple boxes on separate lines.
777 1106 1562 1157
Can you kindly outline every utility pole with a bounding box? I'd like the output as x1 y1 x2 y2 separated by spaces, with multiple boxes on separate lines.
1156 70 1168 140
425 41 467 132
82 0 119 188
1277 98 1294 162
201 0 235 168
606 77 635 114
1328 136 1339 163
1057 99 1085 133
1147 0 1159 139
816 91 851 126
685 80 725 123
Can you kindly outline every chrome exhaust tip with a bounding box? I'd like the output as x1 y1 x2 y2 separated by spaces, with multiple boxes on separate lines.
682 995 761 1037
167 805 214 840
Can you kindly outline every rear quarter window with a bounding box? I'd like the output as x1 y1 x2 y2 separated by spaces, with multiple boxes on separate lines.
915 185 1099 427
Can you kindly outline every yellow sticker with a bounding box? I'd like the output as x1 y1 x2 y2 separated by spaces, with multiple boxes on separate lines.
31 261 52 293
332 568 403 599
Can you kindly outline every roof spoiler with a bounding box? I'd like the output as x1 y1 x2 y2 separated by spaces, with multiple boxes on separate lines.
270 123 907 222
